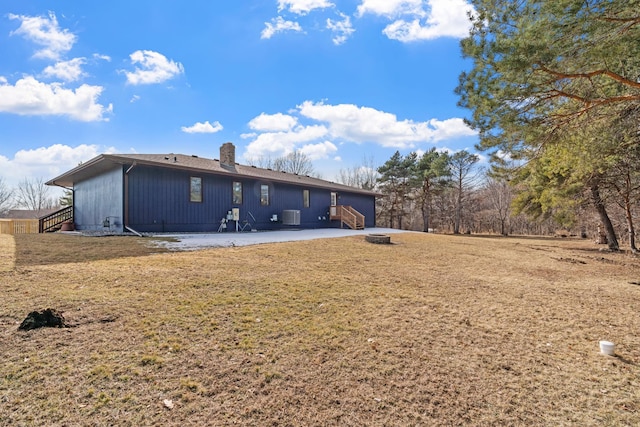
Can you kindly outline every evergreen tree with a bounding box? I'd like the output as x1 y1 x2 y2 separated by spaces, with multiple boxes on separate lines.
59 189 73 207
414 149 451 232
457 0 640 249
376 151 417 229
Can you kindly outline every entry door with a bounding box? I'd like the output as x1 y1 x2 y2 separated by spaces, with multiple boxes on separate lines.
330 192 337 206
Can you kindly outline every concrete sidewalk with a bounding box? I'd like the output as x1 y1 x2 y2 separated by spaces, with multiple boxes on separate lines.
150 227 410 250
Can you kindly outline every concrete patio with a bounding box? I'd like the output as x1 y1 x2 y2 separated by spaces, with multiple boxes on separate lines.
149 227 411 250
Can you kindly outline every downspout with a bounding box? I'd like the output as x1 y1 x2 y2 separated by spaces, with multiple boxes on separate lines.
50 182 75 230
124 162 142 236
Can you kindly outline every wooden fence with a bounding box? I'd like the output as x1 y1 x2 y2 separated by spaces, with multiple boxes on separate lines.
0 219 40 235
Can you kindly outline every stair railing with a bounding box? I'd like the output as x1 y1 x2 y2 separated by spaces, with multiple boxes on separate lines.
39 206 73 233
329 205 365 230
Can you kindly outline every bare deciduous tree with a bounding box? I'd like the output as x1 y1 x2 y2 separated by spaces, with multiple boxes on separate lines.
16 177 55 211
450 151 480 234
247 150 316 176
337 156 378 190
483 177 513 236
280 150 316 176
0 177 14 215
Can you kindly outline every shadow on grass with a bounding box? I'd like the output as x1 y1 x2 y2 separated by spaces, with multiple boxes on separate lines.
614 354 638 367
451 233 589 242
14 233 172 266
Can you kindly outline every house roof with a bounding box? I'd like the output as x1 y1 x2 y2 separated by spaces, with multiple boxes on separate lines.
1 208 59 219
46 153 379 196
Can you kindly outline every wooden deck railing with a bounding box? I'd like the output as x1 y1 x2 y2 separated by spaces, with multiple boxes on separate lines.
329 205 365 230
39 206 73 233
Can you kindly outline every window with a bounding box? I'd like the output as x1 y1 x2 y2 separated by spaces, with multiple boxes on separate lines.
303 189 310 208
330 192 337 206
260 184 270 206
190 177 202 202
233 181 242 204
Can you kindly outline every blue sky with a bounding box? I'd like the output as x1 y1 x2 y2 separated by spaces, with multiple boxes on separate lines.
0 0 479 190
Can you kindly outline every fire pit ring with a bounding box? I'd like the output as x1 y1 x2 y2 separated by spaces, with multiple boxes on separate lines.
365 234 391 244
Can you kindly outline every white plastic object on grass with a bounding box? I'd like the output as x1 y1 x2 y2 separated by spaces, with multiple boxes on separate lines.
599 340 615 356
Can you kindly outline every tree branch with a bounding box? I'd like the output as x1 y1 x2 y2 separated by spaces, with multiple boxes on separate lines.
534 63 640 90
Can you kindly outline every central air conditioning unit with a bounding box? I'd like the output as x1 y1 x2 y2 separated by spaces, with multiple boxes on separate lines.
281 210 301 226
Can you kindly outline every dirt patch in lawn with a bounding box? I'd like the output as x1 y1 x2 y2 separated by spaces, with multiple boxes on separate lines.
1 232 639 426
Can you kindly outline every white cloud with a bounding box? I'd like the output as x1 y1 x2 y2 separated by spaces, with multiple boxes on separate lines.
9 12 76 60
181 121 223 134
327 13 355 45
356 0 424 18
0 76 112 121
426 118 477 141
0 144 114 188
243 125 328 160
278 0 334 15
42 58 86 82
262 0 472 44
299 141 338 160
297 101 476 148
124 50 184 85
93 53 111 62
261 17 304 39
130 95 141 103
357 0 475 42
248 113 298 132
242 101 476 162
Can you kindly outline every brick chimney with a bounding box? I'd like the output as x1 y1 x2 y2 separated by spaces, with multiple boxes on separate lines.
220 142 235 167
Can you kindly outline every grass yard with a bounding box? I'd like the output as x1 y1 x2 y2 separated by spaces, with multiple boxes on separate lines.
1 232 639 426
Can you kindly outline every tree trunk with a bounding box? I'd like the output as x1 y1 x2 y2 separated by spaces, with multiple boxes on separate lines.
454 192 462 234
422 193 431 233
590 182 619 251
623 195 637 253
422 207 430 232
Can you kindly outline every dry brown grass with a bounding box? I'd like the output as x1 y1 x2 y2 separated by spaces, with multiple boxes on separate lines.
1 232 639 426
0 235 14 272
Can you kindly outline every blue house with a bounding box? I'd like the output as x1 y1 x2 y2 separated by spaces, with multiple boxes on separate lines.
46 143 377 233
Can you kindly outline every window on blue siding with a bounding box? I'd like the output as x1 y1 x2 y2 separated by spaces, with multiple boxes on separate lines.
260 184 269 206
233 181 242 204
190 177 202 202
303 189 310 208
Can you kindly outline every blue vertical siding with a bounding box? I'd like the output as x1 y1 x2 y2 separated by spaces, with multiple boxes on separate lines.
125 164 376 232
128 165 230 232
335 192 377 228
